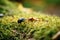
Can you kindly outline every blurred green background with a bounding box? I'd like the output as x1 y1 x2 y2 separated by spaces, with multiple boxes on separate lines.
0 0 60 16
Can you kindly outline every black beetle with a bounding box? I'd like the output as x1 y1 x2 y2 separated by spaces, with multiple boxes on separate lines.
18 18 25 23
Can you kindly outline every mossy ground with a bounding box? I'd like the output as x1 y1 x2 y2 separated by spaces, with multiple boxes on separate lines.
0 12 60 40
